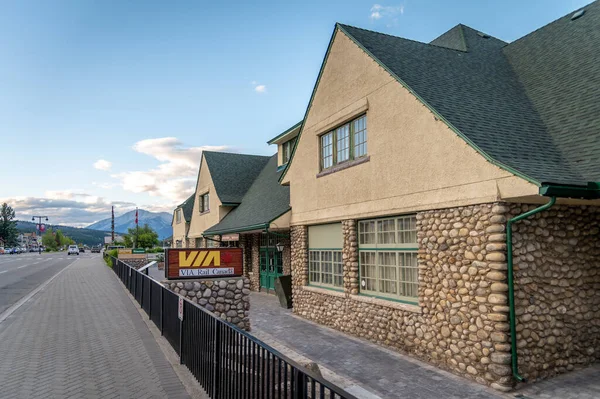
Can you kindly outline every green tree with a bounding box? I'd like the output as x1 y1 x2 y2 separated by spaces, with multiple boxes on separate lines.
55 230 64 248
0 203 18 246
42 228 58 251
123 224 159 249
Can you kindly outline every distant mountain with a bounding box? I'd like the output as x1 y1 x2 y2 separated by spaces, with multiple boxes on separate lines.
87 209 172 240
16 221 108 247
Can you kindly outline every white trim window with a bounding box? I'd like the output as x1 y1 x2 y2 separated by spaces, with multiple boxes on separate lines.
308 250 343 288
358 215 418 302
175 209 182 224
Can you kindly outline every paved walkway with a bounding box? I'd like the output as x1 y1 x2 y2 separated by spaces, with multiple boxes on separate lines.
250 292 502 399
0 257 190 399
249 292 600 399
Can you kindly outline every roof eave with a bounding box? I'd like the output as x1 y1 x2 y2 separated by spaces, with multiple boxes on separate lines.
267 121 303 145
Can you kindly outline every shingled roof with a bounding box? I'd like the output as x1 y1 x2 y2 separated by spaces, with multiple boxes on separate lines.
327 3 600 187
176 194 195 223
204 154 290 235
202 151 271 204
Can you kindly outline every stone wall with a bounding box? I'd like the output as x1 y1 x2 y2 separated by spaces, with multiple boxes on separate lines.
292 203 514 390
165 277 251 331
510 204 600 381
120 258 149 270
290 225 308 300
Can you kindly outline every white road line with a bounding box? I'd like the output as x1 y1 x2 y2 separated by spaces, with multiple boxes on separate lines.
0 270 7 275
17 264 32 269
0 258 78 324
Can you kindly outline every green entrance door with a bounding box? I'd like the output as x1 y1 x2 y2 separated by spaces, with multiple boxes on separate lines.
259 249 283 291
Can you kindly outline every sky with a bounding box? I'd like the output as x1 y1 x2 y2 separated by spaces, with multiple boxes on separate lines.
0 0 590 227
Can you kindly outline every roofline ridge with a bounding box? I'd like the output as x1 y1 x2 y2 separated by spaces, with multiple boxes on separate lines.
504 0 596 49
338 23 469 53
203 150 271 159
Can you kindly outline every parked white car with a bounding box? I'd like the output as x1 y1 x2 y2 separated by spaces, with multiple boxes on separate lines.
67 245 80 255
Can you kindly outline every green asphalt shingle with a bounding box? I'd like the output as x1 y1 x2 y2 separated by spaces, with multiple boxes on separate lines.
176 194 195 223
203 151 271 204
337 2 600 186
205 154 290 235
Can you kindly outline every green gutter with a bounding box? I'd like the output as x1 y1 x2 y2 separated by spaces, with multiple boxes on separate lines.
267 121 303 145
506 196 556 382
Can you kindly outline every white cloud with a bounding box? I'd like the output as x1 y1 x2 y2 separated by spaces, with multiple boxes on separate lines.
2 194 136 227
111 137 229 203
93 159 112 171
370 4 404 21
251 81 267 93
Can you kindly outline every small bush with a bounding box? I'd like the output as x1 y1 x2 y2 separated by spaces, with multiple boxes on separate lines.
104 249 119 267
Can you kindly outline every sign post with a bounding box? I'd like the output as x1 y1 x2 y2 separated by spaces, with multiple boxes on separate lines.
178 297 184 364
178 297 184 321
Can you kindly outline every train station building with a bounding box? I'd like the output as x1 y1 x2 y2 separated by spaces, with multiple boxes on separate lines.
172 3 600 391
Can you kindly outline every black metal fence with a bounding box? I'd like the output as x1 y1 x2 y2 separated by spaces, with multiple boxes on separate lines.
107 256 356 399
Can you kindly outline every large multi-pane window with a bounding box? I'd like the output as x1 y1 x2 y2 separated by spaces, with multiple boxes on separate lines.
308 250 343 288
281 138 296 165
199 193 210 213
320 114 367 170
358 215 418 302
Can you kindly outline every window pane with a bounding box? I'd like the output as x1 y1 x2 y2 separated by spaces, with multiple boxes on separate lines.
397 215 417 244
321 133 333 169
360 251 377 291
309 251 320 284
336 124 350 163
358 220 376 245
354 115 367 157
378 252 398 295
377 219 396 244
333 251 343 287
399 252 418 298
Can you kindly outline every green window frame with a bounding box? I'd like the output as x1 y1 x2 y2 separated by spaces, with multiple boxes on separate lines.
281 137 296 165
308 250 343 289
199 192 210 213
319 114 367 171
358 214 418 302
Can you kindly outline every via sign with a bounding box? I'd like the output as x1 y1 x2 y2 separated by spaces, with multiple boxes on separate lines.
165 248 243 280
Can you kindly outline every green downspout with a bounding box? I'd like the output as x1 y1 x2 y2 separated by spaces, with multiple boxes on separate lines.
506 196 556 383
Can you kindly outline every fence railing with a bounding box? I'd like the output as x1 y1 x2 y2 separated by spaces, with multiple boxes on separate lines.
107 256 356 399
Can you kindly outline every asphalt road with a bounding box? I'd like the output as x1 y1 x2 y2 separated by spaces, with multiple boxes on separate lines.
0 252 99 316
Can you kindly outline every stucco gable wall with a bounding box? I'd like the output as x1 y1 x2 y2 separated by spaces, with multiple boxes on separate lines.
187 156 225 238
285 30 537 225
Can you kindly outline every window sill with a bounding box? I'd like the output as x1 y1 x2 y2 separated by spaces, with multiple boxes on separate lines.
301 286 421 314
199 210 210 215
316 156 370 178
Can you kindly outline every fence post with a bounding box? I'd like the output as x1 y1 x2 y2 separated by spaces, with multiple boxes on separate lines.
160 287 164 335
148 279 152 319
213 322 222 398
294 369 306 399
179 303 184 365
140 271 144 304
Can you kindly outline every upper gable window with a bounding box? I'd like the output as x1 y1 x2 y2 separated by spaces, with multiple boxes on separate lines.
175 209 182 224
320 115 367 171
199 193 210 213
282 138 296 165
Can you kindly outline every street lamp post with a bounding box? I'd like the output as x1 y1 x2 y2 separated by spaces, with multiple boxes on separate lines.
32 216 49 254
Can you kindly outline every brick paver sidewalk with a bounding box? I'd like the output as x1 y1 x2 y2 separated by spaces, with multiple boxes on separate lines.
0 257 190 399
